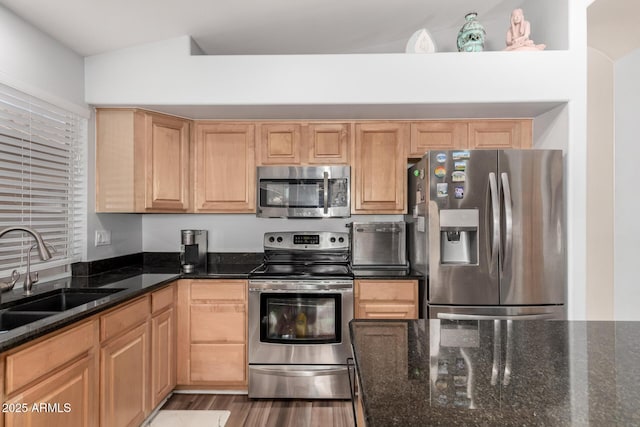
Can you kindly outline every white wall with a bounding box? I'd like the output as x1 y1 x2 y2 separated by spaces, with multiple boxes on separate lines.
142 214 402 252
614 47 640 320
586 47 614 319
0 5 142 262
85 36 575 107
0 6 84 109
81 1 588 318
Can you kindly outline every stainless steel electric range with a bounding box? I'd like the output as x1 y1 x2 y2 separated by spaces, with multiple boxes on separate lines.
248 231 353 399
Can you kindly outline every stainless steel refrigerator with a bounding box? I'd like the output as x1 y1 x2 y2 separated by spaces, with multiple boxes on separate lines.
406 150 565 320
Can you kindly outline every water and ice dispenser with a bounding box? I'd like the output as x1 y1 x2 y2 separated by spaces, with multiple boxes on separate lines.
439 209 478 265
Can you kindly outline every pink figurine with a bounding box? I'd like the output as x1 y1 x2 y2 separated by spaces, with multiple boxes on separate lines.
504 9 546 51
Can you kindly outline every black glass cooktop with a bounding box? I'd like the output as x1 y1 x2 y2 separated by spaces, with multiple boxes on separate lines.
249 262 353 279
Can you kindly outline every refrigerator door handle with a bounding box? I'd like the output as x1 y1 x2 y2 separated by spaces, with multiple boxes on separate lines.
500 172 513 275
488 173 500 272
437 313 557 321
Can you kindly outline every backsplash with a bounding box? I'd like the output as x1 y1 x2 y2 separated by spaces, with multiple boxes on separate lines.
142 214 402 252
73 252 263 276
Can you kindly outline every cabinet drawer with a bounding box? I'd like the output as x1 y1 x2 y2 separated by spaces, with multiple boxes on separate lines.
152 284 175 314
190 304 245 342
356 280 417 301
190 343 246 383
5 320 96 395
100 296 150 342
190 281 247 302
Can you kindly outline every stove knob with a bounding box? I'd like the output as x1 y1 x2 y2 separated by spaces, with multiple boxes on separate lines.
338 237 344 243
268 236 275 243
330 237 336 243
277 236 283 243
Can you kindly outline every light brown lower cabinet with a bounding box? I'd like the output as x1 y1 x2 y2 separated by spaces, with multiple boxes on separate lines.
354 280 419 319
177 279 248 388
100 299 151 427
3 320 99 427
150 284 176 407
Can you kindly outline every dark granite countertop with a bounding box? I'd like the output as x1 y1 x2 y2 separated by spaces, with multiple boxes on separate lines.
0 273 179 352
350 319 640 426
0 260 262 353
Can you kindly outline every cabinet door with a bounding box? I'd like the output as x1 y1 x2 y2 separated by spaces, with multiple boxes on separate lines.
194 123 256 212
258 123 302 165
353 123 408 214
4 356 97 427
151 308 176 408
176 280 248 387
305 123 350 164
100 323 150 427
143 113 190 211
409 121 468 157
468 120 532 149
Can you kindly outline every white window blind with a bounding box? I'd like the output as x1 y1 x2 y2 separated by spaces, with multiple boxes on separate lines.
0 82 86 280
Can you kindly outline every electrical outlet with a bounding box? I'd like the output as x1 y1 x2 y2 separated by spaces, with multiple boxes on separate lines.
95 230 112 246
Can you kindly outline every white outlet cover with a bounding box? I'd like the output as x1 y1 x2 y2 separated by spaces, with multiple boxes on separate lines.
95 230 111 246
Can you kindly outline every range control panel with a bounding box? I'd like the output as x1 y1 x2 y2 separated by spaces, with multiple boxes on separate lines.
263 231 349 250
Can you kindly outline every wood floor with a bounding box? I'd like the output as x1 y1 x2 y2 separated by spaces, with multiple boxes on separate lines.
160 393 355 427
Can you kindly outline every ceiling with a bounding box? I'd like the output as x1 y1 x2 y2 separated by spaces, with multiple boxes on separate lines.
588 0 640 60
1 0 518 56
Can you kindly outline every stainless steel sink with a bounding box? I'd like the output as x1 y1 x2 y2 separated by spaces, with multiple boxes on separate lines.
0 311 54 332
6 288 125 312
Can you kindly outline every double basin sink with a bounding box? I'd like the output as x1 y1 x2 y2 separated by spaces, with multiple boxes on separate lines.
0 288 125 333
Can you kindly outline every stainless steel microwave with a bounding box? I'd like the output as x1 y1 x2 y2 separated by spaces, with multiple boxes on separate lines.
257 166 350 218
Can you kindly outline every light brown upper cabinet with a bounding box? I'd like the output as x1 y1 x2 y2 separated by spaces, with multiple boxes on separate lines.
352 122 408 214
96 108 190 212
258 123 302 165
305 123 350 164
468 119 532 149
257 122 350 166
408 121 469 158
193 123 256 213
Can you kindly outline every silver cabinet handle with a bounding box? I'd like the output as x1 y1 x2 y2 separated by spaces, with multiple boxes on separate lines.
488 173 500 273
323 171 329 214
500 172 513 276
437 313 556 321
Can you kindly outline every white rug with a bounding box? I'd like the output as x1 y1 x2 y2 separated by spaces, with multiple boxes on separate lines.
149 410 230 427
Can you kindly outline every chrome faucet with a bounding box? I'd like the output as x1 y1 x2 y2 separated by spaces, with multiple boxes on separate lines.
0 226 53 296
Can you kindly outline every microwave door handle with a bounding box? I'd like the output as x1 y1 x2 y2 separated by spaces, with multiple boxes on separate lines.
323 171 329 214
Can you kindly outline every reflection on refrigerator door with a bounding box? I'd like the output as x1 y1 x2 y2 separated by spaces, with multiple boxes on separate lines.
428 319 570 413
429 320 500 409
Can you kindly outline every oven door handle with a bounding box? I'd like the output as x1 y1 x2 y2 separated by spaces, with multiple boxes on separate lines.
250 366 348 377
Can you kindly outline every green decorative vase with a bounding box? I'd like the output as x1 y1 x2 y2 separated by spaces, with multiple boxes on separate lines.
457 12 486 52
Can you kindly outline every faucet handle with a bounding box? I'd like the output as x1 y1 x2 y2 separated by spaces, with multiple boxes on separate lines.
0 270 20 293
30 271 39 285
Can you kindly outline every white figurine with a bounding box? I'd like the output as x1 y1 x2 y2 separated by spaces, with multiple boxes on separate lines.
504 9 545 51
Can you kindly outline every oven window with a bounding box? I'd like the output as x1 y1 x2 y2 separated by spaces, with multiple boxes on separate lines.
260 293 342 344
